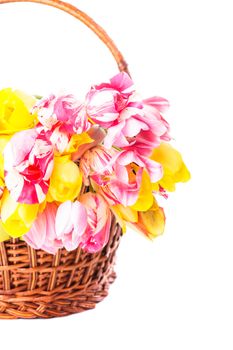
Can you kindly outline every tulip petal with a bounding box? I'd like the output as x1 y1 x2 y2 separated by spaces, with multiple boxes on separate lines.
24 203 62 254
24 211 46 249
151 143 190 191
104 121 125 149
79 193 111 253
0 190 39 237
71 201 87 236
55 200 73 237
131 201 166 240
110 72 134 93
131 170 154 211
143 96 170 113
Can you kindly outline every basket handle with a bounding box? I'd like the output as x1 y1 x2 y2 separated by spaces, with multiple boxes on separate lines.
0 0 129 74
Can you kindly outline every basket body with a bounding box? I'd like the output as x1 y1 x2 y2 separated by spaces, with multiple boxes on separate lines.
0 0 126 319
0 219 121 319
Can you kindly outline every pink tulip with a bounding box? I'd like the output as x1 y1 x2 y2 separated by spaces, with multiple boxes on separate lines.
112 96 171 156
46 125 70 154
24 203 63 254
98 150 163 206
79 145 163 207
141 96 170 142
99 163 143 206
4 129 54 204
33 94 90 133
86 72 145 148
79 193 111 253
79 145 115 186
79 145 122 204
115 149 163 183
85 73 170 153
86 72 135 127
33 94 90 152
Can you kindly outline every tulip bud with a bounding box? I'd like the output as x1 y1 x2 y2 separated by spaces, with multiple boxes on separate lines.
151 143 190 192
0 190 39 237
132 200 165 239
48 155 82 202
0 88 36 134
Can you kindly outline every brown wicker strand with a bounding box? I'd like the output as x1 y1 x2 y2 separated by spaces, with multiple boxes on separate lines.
47 250 61 291
27 245 38 290
65 246 82 288
0 242 10 290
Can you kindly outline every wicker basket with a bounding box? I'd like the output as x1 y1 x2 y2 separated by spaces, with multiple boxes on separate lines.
0 0 127 319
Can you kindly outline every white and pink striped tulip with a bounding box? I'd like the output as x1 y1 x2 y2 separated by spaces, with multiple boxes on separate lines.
79 145 115 186
79 193 111 253
3 129 54 204
33 94 91 153
85 73 170 153
55 200 87 252
79 146 163 207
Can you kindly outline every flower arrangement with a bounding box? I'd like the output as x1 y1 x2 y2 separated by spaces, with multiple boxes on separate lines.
0 72 190 254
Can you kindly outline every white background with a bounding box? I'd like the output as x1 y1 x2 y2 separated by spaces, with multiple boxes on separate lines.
0 0 233 349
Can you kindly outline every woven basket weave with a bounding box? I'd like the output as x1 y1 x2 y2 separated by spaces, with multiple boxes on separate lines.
0 0 127 319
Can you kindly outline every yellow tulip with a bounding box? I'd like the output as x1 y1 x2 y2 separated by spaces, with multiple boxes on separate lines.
0 134 11 181
151 143 191 192
111 204 138 233
132 200 165 240
0 190 39 237
0 88 36 134
48 155 82 202
131 170 154 211
64 132 93 155
115 204 138 222
0 220 10 242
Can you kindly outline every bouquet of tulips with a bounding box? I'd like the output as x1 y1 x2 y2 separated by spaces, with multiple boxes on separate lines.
0 72 190 254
